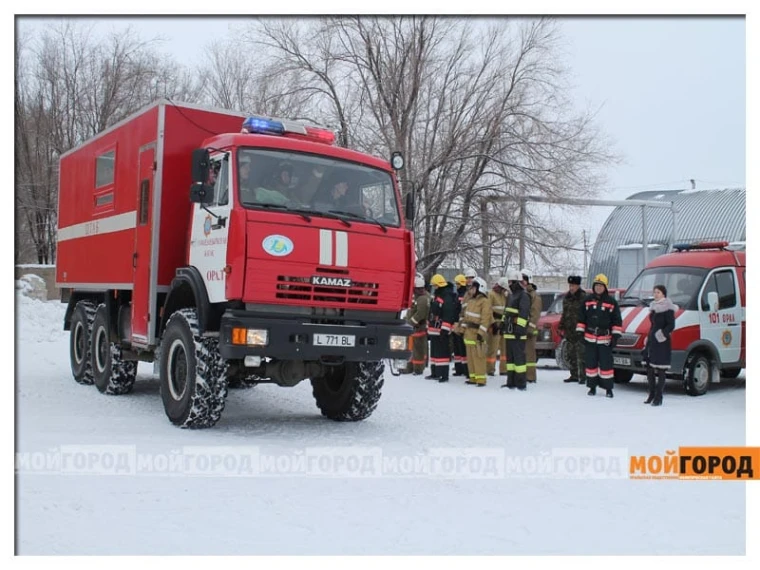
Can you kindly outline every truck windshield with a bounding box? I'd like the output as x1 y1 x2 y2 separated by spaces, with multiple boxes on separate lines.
236 148 401 227
620 266 707 309
547 296 563 314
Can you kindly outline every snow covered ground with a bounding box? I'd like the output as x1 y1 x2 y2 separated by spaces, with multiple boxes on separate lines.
16 293 747 555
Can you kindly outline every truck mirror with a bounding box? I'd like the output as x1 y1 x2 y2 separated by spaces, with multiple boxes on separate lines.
190 182 214 205
405 188 415 223
707 291 719 312
191 148 210 184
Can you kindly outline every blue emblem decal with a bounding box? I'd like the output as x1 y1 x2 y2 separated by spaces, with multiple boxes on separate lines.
262 235 294 257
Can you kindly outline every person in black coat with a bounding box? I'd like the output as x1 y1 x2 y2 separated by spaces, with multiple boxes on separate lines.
642 284 677 406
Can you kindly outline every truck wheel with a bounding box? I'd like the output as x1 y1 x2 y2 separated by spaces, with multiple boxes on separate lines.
91 304 137 395
69 300 97 385
721 368 742 379
311 361 385 421
613 369 634 383
684 352 713 396
159 308 228 428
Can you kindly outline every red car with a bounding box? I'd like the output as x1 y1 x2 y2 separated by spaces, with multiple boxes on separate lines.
537 288 626 365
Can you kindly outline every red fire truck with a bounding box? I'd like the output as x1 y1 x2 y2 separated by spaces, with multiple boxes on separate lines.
611 241 745 395
56 100 415 428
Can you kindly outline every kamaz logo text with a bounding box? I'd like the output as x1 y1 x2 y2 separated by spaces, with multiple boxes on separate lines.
311 276 352 288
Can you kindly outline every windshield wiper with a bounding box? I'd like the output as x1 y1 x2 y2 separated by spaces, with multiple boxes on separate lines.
255 203 312 223
329 210 388 233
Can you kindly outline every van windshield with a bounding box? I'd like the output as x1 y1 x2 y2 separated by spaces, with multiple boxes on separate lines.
620 267 707 309
236 148 401 227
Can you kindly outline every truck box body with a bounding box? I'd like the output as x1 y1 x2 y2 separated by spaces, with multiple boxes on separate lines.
57 102 248 344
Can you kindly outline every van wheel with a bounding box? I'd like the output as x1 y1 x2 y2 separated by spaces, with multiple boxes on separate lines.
613 369 634 383
91 304 137 395
685 353 713 396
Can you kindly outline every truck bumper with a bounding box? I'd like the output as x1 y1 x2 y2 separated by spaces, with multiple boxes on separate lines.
611 348 688 376
218 311 413 362
536 340 555 352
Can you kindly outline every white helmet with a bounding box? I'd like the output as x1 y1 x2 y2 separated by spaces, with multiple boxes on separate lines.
414 275 425 288
497 276 510 289
520 268 532 282
472 276 487 292
463 267 477 278
507 270 522 282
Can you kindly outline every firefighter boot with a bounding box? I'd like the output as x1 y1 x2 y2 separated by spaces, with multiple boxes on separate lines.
438 367 450 383
652 369 666 406
587 376 597 396
644 367 656 404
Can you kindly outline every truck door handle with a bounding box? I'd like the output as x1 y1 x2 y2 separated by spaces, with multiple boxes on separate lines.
133 252 138 268
728 323 738 327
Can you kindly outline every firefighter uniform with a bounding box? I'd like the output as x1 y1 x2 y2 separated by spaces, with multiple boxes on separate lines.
427 275 459 382
558 276 586 383
404 287 431 374
452 277 469 376
502 275 531 390
486 285 507 376
525 283 543 382
462 278 492 386
576 274 623 397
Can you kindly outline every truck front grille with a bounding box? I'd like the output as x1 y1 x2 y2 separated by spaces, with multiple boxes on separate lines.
617 333 640 348
275 275 379 305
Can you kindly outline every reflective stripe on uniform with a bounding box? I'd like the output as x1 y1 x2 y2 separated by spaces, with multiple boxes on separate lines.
516 317 528 327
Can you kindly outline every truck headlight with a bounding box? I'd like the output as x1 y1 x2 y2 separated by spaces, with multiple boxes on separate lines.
389 335 407 351
232 328 268 346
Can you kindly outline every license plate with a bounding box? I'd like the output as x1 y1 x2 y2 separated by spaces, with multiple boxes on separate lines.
613 356 631 366
314 334 356 347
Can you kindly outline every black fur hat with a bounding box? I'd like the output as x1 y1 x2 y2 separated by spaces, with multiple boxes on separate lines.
568 275 582 285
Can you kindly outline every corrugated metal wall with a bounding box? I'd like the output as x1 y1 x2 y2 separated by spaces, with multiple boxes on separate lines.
587 188 746 288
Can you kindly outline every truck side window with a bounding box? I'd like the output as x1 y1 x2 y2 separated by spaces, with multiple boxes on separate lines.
714 270 736 309
95 150 115 188
210 158 229 206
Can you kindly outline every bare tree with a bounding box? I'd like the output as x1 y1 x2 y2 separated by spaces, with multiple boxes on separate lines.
246 17 615 278
15 21 199 264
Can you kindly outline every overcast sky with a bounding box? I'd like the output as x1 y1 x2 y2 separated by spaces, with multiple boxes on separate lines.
15 15 747 265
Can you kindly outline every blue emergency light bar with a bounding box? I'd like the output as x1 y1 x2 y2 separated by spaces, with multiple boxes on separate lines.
672 241 729 252
241 115 336 145
241 116 285 135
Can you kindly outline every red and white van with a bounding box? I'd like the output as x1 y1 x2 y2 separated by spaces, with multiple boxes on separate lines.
611 241 745 395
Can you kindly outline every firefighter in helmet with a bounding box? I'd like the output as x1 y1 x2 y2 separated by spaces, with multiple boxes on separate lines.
451 273 469 376
426 274 458 382
486 278 508 376
403 273 431 375
502 270 531 390
576 273 623 398
522 269 543 383
462 277 492 386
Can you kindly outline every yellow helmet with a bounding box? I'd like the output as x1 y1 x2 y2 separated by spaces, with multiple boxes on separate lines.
593 274 609 288
454 274 467 287
430 274 447 288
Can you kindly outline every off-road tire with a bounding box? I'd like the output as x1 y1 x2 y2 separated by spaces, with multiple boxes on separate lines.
91 304 137 395
70 300 97 385
159 308 228 428
311 361 384 421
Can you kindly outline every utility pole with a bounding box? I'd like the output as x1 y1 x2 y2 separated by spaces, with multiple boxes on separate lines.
518 199 526 269
480 199 490 278
582 230 588 278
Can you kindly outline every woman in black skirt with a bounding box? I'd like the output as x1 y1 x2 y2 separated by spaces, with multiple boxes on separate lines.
643 284 677 406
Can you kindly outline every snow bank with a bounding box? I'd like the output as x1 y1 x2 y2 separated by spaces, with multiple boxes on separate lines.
16 273 48 301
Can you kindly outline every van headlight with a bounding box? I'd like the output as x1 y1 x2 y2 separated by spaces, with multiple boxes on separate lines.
389 335 407 351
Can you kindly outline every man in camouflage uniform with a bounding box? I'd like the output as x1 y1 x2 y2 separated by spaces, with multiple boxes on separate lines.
403 274 431 375
559 275 586 384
